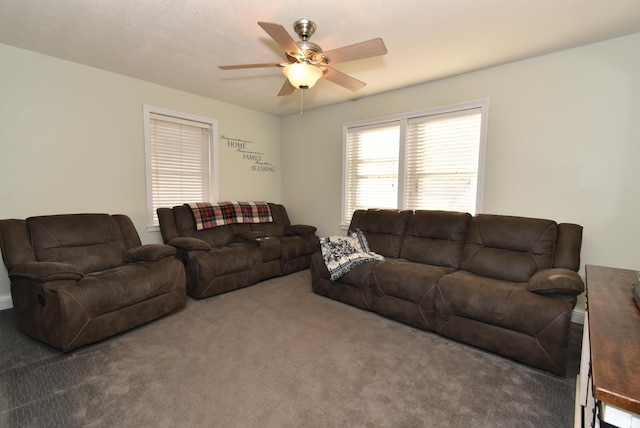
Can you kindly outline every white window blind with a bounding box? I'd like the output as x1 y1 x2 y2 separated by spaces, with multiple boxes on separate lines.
404 109 481 212
342 100 487 226
344 122 400 218
144 106 217 229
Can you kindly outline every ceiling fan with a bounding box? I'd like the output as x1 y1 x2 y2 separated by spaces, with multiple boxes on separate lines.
219 19 387 96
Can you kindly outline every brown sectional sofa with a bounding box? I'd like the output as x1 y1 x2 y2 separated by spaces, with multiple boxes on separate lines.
0 214 187 351
310 209 584 375
158 203 320 299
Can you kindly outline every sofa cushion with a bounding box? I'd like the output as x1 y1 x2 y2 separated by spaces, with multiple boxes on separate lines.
349 209 411 258
372 258 454 303
400 210 471 268
310 251 379 290
27 214 126 274
252 203 289 236
172 205 236 247
436 270 571 337
193 243 261 276
54 258 183 317
281 235 320 261
461 214 557 282
338 262 382 289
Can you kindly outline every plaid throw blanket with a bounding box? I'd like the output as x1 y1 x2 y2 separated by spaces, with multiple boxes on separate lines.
188 201 273 230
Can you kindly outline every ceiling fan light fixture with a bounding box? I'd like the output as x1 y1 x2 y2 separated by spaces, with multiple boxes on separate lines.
283 63 323 89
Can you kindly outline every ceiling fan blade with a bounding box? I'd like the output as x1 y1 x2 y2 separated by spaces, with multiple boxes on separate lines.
323 67 366 91
219 62 282 70
258 21 302 56
277 80 295 97
319 38 387 65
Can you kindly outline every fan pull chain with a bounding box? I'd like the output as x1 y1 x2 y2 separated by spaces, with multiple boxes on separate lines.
300 88 304 114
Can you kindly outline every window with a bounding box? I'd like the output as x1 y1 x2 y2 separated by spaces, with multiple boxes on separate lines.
342 100 487 226
344 122 400 212
143 105 218 230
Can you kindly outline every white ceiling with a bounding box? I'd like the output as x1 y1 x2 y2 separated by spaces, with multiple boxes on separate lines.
2 0 640 116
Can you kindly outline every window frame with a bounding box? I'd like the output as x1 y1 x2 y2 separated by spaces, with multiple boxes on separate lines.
143 105 219 231
341 99 488 228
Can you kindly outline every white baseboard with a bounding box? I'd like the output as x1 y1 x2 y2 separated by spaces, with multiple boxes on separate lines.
0 293 13 311
571 307 585 325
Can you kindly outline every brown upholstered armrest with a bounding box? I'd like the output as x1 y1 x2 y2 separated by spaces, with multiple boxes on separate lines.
284 224 317 236
124 244 176 262
528 268 585 296
9 261 84 281
167 237 211 252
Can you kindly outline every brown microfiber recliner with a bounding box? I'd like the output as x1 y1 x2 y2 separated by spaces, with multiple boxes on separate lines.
0 213 187 351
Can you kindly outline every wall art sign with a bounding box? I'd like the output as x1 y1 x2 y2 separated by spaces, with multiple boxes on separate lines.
221 135 276 173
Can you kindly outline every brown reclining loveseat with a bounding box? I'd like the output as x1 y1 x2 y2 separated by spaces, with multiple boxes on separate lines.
0 213 187 351
310 209 584 375
157 202 319 299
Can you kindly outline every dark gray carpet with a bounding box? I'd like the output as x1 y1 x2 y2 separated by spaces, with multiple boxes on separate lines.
0 270 581 427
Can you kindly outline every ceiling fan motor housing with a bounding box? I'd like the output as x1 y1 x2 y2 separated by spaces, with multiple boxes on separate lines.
286 19 327 65
293 19 316 40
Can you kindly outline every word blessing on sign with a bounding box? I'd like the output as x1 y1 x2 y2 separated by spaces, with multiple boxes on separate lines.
221 135 275 173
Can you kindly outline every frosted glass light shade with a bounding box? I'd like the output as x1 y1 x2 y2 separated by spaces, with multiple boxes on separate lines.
283 63 323 89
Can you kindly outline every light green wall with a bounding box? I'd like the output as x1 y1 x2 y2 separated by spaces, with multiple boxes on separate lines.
282 33 640 315
2 33 640 310
0 43 282 300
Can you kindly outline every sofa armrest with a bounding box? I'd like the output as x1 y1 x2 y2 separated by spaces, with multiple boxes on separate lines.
528 268 585 296
124 244 177 263
284 224 317 237
9 261 84 281
167 237 211 252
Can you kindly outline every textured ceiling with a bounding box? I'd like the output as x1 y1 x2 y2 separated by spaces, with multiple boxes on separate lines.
2 0 640 116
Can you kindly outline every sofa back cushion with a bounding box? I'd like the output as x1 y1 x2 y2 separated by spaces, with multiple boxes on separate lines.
461 214 557 282
170 203 293 247
27 214 127 273
172 205 235 247
349 209 411 258
400 210 471 268
249 203 289 237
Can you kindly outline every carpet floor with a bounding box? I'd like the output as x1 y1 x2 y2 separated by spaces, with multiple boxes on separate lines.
0 270 581 427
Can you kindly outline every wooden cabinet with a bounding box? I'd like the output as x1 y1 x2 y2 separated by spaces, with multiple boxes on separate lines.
576 265 640 428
